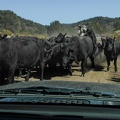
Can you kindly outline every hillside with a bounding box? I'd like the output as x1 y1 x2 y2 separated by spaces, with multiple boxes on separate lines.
0 10 120 38
73 17 120 40
0 10 47 37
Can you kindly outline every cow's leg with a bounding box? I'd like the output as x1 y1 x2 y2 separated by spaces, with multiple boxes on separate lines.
59 63 64 75
90 55 95 68
67 59 74 75
66 63 72 76
114 57 117 72
16 68 22 78
0 69 5 85
81 59 87 77
40 61 44 81
18 68 22 77
25 69 31 81
48 63 57 73
106 58 110 71
74 55 79 64
7 66 16 84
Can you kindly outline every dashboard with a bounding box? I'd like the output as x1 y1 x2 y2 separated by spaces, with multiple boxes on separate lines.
0 103 120 120
1 81 120 120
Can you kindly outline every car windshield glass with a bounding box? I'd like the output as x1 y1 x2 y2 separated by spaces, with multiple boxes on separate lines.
0 0 120 103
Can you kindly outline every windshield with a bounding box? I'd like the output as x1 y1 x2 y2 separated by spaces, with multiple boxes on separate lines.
0 0 120 103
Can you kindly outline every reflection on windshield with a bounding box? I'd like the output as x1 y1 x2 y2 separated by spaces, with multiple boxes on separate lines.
0 1 120 93
1 2 120 120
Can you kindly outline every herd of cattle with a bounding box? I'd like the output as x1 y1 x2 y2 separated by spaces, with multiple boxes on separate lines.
0 24 120 85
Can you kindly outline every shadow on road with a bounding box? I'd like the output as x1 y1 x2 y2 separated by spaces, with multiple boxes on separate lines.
29 64 105 80
111 77 120 82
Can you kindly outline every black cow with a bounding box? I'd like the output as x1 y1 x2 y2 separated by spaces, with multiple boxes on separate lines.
45 34 66 69
45 43 72 75
0 36 52 84
45 33 74 75
62 35 95 76
54 33 67 43
0 38 18 84
101 37 120 72
61 42 76 75
49 31 96 76
15 37 45 81
59 25 97 76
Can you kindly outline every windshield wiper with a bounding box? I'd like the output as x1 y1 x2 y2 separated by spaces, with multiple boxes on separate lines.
1 86 120 106
0 86 119 99
0 86 79 96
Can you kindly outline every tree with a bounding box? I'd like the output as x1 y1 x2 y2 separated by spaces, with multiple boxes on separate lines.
47 21 65 36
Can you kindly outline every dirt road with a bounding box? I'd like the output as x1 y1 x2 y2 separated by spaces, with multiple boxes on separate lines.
15 57 120 84
50 61 120 84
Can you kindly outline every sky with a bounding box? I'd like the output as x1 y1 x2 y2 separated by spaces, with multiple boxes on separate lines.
0 0 120 25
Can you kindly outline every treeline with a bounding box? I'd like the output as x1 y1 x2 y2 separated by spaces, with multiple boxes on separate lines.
0 10 47 38
71 16 120 40
1 10 120 39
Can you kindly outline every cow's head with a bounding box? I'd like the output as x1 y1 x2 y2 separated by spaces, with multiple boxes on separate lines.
105 37 115 52
51 44 61 56
43 40 53 50
54 33 67 43
78 25 88 36
44 44 61 62
101 36 107 49
77 24 93 36
60 42 75 66
62 49 75 66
